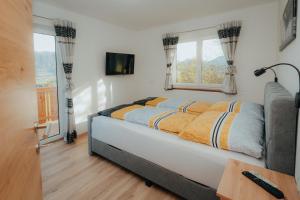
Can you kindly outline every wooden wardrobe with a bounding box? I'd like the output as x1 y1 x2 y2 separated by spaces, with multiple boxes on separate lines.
0 0 43 199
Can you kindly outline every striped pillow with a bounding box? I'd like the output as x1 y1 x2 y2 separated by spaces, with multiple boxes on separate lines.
207 101 264 121
179 111 264 158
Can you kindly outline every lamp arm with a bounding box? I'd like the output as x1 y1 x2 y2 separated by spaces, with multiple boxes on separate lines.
269 69 278 82
269 68 276 76
265 63 300 93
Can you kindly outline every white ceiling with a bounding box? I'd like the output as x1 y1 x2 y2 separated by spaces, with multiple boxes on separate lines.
36 0 276 30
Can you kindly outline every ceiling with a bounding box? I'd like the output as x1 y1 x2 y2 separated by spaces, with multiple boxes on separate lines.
36 0 276 30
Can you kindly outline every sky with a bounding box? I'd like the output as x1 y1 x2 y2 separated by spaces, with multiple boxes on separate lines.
202 39 224 61
33 33 55 52
177 41 197 62
177 39 224 62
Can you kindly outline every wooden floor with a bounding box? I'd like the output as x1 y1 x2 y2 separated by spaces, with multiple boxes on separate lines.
41 134 179 200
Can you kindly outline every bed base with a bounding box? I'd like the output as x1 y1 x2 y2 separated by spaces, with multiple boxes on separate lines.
88 114 219 200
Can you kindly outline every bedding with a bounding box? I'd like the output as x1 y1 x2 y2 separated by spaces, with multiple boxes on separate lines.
134 98 264 120
134 97 212 115
207 100 264 120
102 105 196 134
98 104 264 158
91 116 265 189
145 97 168 107
132 97 157 106
179 111 264 158
98 104 135 117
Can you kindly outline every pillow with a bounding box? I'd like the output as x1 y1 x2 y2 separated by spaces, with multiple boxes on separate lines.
179 111 264 158
207 101 264 121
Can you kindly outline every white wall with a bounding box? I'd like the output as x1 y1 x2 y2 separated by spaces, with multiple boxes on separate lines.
278 0 300 190
133 2 279 104
33 2 140 134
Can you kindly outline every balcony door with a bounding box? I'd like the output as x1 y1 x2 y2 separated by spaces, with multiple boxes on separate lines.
33 32 60 143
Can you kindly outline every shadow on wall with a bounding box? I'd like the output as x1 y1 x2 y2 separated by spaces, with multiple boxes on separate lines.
73 85 92 125
97 79 108 111
72 78 114 132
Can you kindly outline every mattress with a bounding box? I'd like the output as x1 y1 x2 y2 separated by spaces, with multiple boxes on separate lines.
91 116 265 189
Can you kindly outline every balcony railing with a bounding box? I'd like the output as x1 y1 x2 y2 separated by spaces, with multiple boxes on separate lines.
36 87 58 125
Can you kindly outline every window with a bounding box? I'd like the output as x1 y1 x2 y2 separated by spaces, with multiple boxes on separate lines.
176 42 197 83
175 30 227 89
33 33 57 88
33 33 60 140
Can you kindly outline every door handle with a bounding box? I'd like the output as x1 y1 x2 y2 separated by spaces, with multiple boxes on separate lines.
34 122 39 136
35 143 40 154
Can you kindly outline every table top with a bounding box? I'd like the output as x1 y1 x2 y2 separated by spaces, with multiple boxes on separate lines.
217 159 300 200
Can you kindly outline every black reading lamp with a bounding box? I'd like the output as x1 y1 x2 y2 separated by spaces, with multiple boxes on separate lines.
254 63 300 108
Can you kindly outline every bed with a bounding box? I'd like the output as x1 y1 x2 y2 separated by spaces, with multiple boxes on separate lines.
88 82 297 200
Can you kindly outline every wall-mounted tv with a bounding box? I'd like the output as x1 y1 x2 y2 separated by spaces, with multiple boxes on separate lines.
106 52 134 75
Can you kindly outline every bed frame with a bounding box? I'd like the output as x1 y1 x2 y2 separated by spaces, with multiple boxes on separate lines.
88 82 297 200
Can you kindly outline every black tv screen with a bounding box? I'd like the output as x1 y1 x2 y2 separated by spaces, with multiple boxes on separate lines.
106 52 134 75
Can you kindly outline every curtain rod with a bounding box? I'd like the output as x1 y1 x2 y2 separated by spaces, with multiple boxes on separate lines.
172 24 218 35
33 14 54 21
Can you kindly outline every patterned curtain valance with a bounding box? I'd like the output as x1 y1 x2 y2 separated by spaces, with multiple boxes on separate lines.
162 33 179 90
54 25 76 39
163 34 179 47
218 23 241 39
54 20 76 37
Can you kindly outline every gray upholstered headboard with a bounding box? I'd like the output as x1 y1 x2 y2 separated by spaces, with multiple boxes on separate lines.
264 82 297 175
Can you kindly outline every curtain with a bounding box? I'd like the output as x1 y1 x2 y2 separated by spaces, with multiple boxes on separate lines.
162 34 179 90
54 20 77 144
217 21 242 95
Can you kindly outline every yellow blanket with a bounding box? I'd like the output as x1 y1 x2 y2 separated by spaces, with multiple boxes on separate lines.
149 111 196 134
179 111 237 150
110 105 196 134
145 97 211 115
178 101 212 115
145 97 167 107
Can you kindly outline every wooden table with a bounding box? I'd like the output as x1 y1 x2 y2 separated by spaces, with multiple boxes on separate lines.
217 159 300 200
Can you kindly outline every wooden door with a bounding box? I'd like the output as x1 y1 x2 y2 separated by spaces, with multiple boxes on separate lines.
0 0 43 199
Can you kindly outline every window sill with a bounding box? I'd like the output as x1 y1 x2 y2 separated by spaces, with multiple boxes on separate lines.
173 87 223 93
172 83 224 93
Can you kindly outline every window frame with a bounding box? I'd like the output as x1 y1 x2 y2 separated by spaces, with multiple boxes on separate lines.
173 32 226 91
33 16 63 143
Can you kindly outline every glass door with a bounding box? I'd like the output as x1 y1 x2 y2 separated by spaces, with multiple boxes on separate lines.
33 33 60 143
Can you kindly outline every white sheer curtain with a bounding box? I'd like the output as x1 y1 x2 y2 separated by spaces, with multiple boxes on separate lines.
54 19 77 144
217 21 242 95
162 34 179 90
